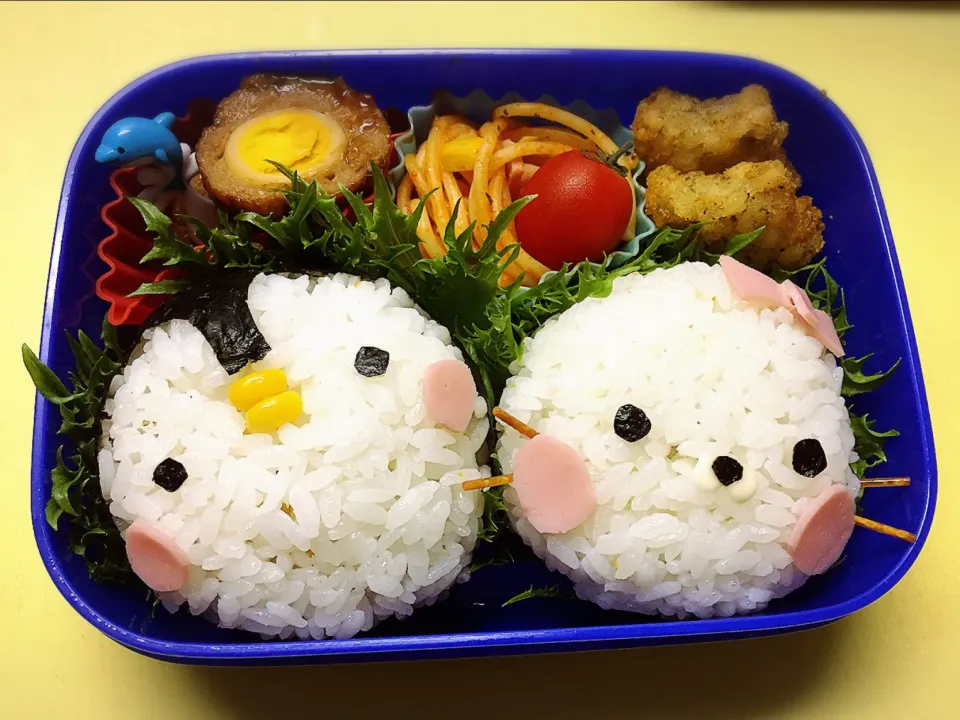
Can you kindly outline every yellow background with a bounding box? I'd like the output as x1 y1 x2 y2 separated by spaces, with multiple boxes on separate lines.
2 2 957 717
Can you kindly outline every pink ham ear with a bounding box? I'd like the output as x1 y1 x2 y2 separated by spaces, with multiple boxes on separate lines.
512 435 596 534
422 359 478 433
125 520 190 592
719 256 845 357
719 255 784 309
780 281 845 357
787 485 856 575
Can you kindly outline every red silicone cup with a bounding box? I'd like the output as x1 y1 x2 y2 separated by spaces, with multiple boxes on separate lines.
97 100 216 325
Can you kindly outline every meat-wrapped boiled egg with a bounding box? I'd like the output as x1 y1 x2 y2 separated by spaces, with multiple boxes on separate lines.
195 74 392 215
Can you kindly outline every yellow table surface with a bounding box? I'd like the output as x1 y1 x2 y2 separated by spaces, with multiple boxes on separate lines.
2 1 958 717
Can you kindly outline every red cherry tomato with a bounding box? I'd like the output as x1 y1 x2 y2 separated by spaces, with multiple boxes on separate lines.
515 150 634 270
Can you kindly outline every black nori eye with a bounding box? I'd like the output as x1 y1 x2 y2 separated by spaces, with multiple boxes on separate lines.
614 404 652 442
712 456 744 486
153 458 188 492
792 438 828 478
355 346 389 377
117 146 126 154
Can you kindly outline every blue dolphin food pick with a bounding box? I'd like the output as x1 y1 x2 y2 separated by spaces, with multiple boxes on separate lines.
95 113 184 174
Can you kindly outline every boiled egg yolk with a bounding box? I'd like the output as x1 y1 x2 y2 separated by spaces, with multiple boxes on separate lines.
225 109 346 186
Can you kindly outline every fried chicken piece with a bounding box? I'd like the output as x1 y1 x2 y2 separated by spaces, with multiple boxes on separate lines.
632 85 789 174
645 160 824 270
196 74 391 215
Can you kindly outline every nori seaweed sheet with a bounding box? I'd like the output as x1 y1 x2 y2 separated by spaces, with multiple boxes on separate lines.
141 272 270 375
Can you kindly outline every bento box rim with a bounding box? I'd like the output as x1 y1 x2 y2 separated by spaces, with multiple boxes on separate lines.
31 48 937 662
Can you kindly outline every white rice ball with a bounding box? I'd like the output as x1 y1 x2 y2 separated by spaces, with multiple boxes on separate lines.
102 273 489 639
497 262 858 618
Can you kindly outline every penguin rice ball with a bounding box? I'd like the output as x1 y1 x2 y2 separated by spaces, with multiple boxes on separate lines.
497 262 859 619
101 273 490 639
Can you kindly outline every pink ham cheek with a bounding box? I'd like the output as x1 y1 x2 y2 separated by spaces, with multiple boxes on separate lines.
786 485 856 576
125 520 191 592
422 359 478 433
512 435 596 535
780 281 845 357
718 255 784 309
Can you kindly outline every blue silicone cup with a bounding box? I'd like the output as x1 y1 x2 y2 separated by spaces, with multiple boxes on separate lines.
392 89 656 275
31 49 935 665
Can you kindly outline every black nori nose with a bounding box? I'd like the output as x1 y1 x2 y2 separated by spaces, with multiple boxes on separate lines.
153 458 188 492
614 404 652 442
355 346 390 377
712 456 744 486
792 438 828 477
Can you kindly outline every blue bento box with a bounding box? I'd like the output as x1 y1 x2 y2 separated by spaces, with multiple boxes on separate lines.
31 49 936 665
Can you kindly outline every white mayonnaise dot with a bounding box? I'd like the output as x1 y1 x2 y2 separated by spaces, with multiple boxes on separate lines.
693 457 720 491
729 469 758 503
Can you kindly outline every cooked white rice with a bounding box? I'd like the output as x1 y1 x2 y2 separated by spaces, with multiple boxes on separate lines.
101 272 489 639
497 262 858 619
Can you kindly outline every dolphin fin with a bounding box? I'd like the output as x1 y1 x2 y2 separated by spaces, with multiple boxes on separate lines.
153 112 175 128
155 148 170 164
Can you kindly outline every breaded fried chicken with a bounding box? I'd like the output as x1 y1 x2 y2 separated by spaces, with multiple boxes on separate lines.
632 85 789 174
645 160 824 270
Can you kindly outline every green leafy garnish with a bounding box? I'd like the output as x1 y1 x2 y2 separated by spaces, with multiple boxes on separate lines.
129 197 208 267
22 344 70 402
502 584 562 607
22 317 133 583
720 227 765 257
469 548 515 573
850 413 899 477
842 354 901 397
477 482 511 544
127 279 192 297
